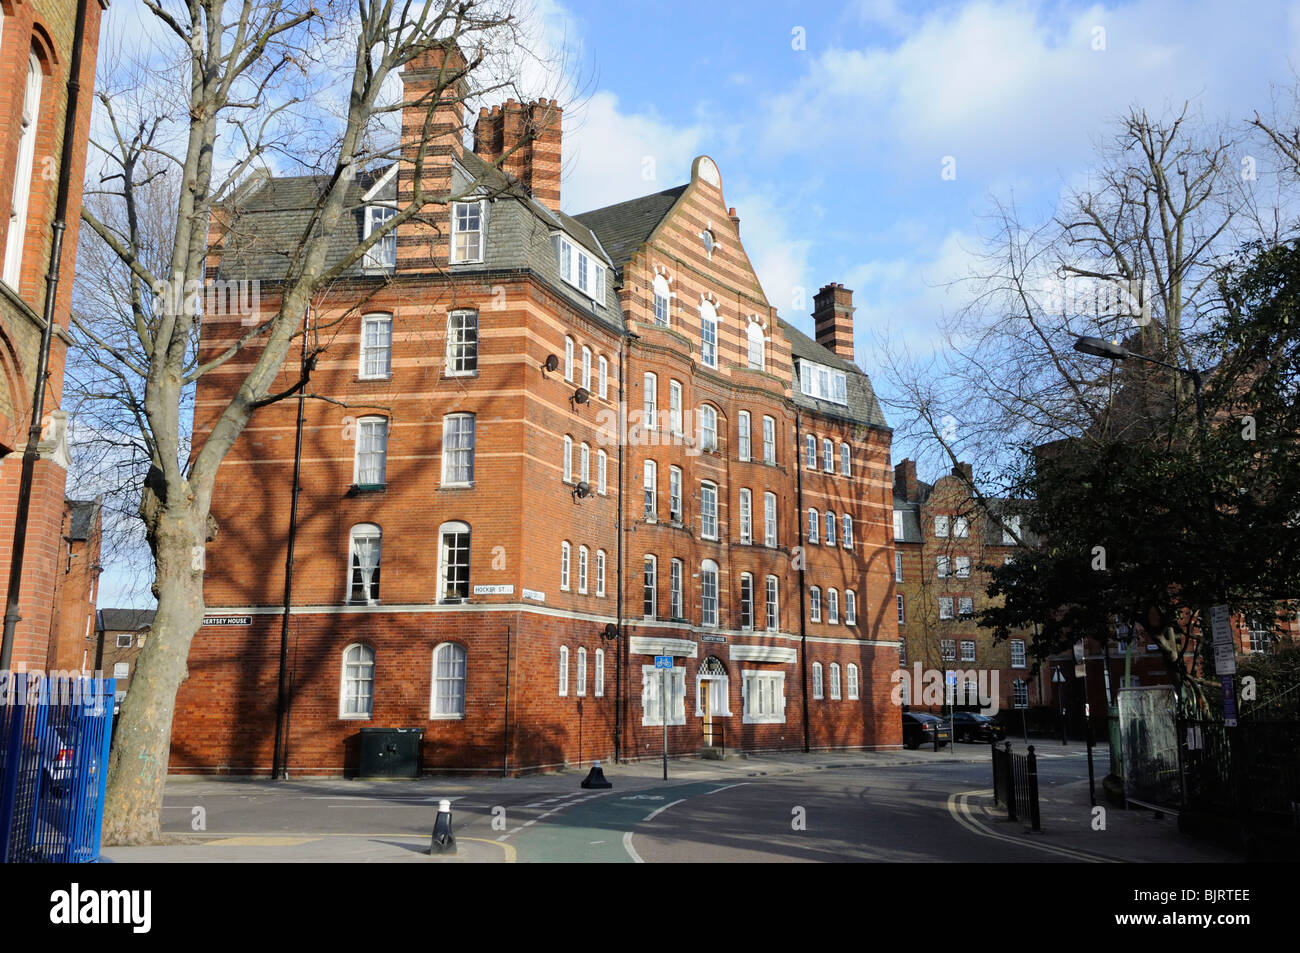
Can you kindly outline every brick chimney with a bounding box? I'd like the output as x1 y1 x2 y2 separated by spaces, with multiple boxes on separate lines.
951 462 973 483
473 98 563 212
813 283 855 363
398 41 469 267
894 459 919 503
728 206 740 235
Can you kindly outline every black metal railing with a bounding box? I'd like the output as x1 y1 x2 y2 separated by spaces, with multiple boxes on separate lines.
991 741 1041 832
702 722 725 749
1180 718 1300 828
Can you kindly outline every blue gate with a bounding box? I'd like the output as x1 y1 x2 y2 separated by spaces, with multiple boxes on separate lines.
0 673 115 863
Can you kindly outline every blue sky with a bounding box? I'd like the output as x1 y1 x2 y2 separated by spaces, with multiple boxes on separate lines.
548 0 1300 462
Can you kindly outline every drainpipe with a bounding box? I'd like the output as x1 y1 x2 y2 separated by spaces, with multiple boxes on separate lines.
614 336 629 762
0 0 89 676
795 411 810 752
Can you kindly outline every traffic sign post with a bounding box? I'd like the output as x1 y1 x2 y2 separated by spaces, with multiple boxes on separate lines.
656 654 672 779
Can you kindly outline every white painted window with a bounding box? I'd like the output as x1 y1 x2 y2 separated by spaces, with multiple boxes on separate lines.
935 515 950 538
700 481 718 539
437 521 470 602
441 414 475 486
582 346 592 391
560 541 571 591
340 643 375 718
955 556 971 578
829 662 842 700
897 594 906 624
810 587 821 622
1013 679 1029 709
700 300 718 368
555 233 606 299
699 404 718 452
644 460 658 519
812 661 824 699
825 510 836 546
765 575 779 631
642 664 687 726
564 336 575 382
939 597 954 621
644 372 658 429
562 435 573 482
113 662 129 680
431 642 467 718
739 489 752 544
1011 640 1027 668
941 638 956 661
446 311 478 375
451 200 485 263
763 416 776 464
701 560 719 627
895 551 903 582
842 514 853 548
670 559 684 619
961 639 976 662
845 590 857 626
643 556 657 618
805 434 817 468
737 411 751 460
742 670 785 724
840 443 851 476
1002 515 1021 545
577 647 588 696
596 550 606 597
746 321 765 370
764 492 777 547
559 645 569 696
580 442 591 484
847 663 859 700
808 508 819 544
669 466 682 522
359 314 392 378
893 510 905 540
578 545 589 594
595 649 605 697
799 359 848 405
363 206 397 270
3 51 42 288
828 589 839 624
739 573 754 629
823 438 833 472
937 556 951 578
348 523 382 604
959 596 975 618
953 516 970 538
653 273 671 326
669 380 683 434
599 356 609 399
597 450 607 494
354 417 388 486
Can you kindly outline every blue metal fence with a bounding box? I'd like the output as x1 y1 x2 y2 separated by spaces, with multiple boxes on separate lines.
0 673 115 863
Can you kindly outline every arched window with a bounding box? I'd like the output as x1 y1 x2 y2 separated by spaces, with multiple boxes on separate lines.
825 510 836 546
437 521 470 602
582 346 592 390
701 559 719 627
840 443 851 476
764 492 777 547
739 573 754 629
808 507 819 544
359 313 393 379
596 549 607 597
746 321 765 370
805 434 817 468
340 644 375 718
823 438 834 472
595 648 606 697
348 524 382 604
562 435 573 482
738 488 753 544
644 372 658 430
829 662 842 700
431 642 466 718
3 50 42 287
597 449 608 494
698 404 718 452
847 663 860 700
578 545 589 594
812 661 824 699
810 586 822 622
842 514 854 548
598 355 609 399
845 590 857 626
559 645 570 696
828 588 840 624
643 555 657 617
564 336 575 381
652 273 671 326
577 646 588 696
580 443 591 484
560 541 572 591
700 481 718 539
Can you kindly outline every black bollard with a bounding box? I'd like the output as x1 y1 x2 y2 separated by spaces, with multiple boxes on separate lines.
581 760 612 789
429 798 457 855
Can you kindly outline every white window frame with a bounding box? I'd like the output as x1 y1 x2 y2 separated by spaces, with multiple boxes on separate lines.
810 587 821 622
4 50 42 289
762 416 776 464
845 590 857 626
359 313 393 379
737 411 751 461
353 417 388 486
893 510 905 540
595 648 605 697
955 555 971 578
842 514 853 548
825 510 836 546
700 301 719 368
805 434 817 468
935 515 950 538
897 594 906 624
580 443 591 485
445 310 478 376
436 521 471 603
597 450 608 495
746 321 765 370
953 516 970 539
599 356 609 400
1013 679 1029 710
939 597 954 621
670 559 684 619
596 549 607 597
644 460 658 520
564 336 575 382
699 405 718 452
808 507 819 544
828 589 839 625
1011 639 1027 669
578 545 589 594
348 523 382 605
847 664 860 700
765 576 779 631
559 645 570 696
701 560 719 627
562 435 573 482
739 573 754 630
560 541 572 591
642 664 687 727
441 413 475 486
961 639 976 663
700 481 719 540
582 346 593 391
577 647 588 696
669 380 683 434
829 662 842 700
764 492 777 548
450 200 486 264
653 273 671 326
430 642 467 719
742 669 786 724
958 596 975 619
840 443 851 476
940 638 956 661
643 555 657 618
340 643 375 719
823 438 834 472
812 661 824 699
644 372 658 430
669 466 683 522
739 489 753 544
895 551 903 582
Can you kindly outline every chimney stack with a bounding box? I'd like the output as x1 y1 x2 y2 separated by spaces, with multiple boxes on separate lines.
952 462 973 483
473 98 563 212
728 206 740 235
813 283 855 363
894 459 919 503
398 41 468 267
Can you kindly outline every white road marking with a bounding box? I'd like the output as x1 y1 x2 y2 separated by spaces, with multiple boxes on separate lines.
946 789 1117 863
497 791 614 841
704 782 750 796
622 831 644 863
643 798 687 822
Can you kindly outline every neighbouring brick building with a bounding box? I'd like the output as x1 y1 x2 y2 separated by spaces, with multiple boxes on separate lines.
0 0 106 670
46 495 101 671
174 44 901 776
95 607 154 710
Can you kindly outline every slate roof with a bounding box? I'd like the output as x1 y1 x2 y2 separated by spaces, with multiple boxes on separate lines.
66 499 99 541
785 323 889 430
98 608 155 632
572 185 689 271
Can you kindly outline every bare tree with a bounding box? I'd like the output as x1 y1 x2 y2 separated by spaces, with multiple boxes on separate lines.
73 0 566 844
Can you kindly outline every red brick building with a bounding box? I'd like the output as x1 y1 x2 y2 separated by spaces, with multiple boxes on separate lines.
0 0 106 670
174 48 901 775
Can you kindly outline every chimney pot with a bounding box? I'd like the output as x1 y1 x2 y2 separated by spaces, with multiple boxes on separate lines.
812 282 856 363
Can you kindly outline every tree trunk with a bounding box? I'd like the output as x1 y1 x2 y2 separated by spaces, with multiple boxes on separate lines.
100 491 208 846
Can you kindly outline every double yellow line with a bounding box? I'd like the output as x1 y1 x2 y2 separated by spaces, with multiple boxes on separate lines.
946 790 1119 863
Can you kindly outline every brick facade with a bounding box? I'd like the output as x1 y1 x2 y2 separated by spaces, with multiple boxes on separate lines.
174 49 902 776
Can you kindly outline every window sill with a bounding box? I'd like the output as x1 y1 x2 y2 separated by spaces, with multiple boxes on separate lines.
348 483 387 495
443 370 478 380
439 483 475 491
356 374 392 383
429 713 465 721
338 713 372 721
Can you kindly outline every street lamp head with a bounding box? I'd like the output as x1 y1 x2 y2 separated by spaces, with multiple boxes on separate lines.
1073 336 1130 361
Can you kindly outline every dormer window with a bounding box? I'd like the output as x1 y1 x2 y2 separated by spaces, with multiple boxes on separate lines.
451 201 486 263
799 359 849 406
554 234 606 301
363 206 396 270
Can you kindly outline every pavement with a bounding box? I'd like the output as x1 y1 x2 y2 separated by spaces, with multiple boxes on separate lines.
100 738 1236 863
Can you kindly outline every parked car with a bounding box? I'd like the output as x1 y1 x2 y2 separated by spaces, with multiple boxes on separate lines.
902 712 951 749
951 711 1005 743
